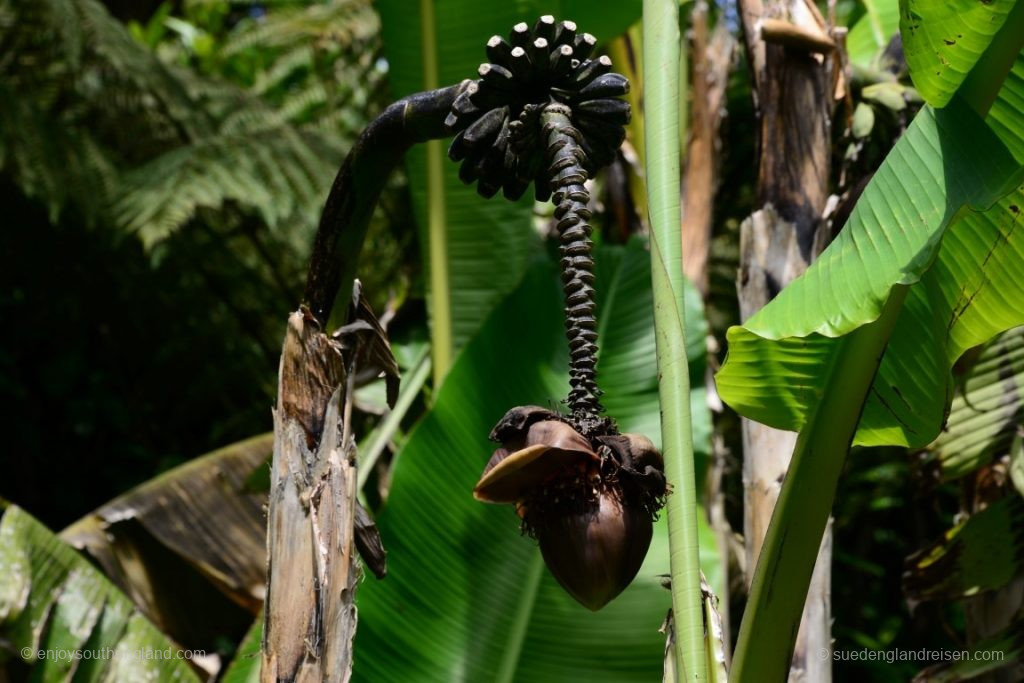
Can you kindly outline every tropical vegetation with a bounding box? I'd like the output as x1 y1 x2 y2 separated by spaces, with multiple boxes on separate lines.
1 0 1022 681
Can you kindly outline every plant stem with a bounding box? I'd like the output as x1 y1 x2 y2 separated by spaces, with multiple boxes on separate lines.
302 84 459 326
540 104 604 431
643 0 705 681
729 13 1023 677
419 0 453 386
729 285 907 682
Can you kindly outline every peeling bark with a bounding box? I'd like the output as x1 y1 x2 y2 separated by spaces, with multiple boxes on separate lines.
736 1 837 680
262 83 456 680
263 311 358 683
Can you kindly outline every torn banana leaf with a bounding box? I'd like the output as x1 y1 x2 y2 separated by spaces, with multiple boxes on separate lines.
0 504 202 682
60 433 272 645
924 326 1024 480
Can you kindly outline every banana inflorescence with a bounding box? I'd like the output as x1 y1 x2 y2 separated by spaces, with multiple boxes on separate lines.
457 18 668 611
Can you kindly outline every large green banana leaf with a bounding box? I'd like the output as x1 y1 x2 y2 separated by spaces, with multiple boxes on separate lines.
352 239 715 681
899 0 1019 107
924 326 1024 480
716 52 1024 449
220 615 263 683
0 505 202 682
375 1 643 351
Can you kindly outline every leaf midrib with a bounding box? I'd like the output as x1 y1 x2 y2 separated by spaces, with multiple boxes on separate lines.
493 552 544 683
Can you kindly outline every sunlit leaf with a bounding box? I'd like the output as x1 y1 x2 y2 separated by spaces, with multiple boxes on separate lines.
353 240 715 681
717 76 1024 449
899 0 1017 106
0 505 202 682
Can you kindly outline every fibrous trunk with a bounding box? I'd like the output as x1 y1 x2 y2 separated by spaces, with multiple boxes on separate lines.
262 85 456 681
736 1 837 680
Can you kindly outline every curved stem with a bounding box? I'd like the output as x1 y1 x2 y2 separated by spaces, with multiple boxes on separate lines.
729 287 907 682
541 104 605 433
303 84 463 325
642 0 706 680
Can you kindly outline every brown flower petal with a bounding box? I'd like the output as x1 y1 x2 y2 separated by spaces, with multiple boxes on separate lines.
536 490 653 611
475 406 599 503
475 412 598 503
475 444 585 503
597 433 666 498
488 405 559 445
474 406 666 610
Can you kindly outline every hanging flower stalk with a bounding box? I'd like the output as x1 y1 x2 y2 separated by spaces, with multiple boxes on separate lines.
448 16 667 611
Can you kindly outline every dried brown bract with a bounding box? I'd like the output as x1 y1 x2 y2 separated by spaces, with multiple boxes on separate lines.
475 407 666 610
458 19 659 612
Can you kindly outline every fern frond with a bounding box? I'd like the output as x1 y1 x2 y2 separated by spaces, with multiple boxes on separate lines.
115 126 342 248
1 0 386 251
220 0 377 57
251 43 315 95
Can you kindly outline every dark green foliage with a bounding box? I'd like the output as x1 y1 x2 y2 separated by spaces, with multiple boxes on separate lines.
0 182 277 528
0 0 407 526
4 2 1023 681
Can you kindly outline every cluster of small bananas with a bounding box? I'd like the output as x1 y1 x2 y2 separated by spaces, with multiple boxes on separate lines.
445 15 631 201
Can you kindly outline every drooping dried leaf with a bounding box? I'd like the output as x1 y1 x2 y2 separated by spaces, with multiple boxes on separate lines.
355 500 387 579
60 433 272 644
336 279 400 408
903 496 1024 605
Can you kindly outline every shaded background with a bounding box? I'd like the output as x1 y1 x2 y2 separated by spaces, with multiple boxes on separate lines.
0 1 998 681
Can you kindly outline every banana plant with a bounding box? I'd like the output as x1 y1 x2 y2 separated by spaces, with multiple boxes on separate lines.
901 325 1024 680
264 12 706 680
712 0 1024 680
